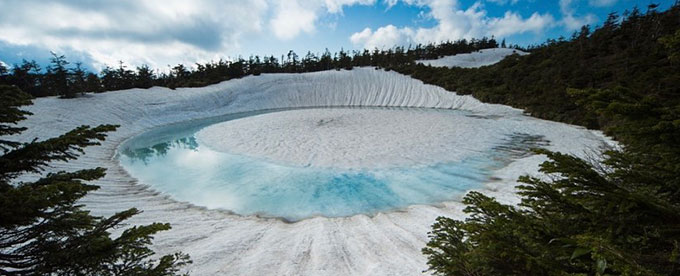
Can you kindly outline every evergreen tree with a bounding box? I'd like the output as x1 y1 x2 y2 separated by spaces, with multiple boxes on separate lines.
424 148 680 275
116 61 136 88
135 65 155 89
100 66 118 91
0 85 190 275
320 49 333 71
85 72 102 93
0 61 7 80
286 50 299 72
10 60 43 97
70 62 87 96
46 52 71 98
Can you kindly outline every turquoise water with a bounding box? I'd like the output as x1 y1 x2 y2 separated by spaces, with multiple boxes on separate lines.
118 108 545 221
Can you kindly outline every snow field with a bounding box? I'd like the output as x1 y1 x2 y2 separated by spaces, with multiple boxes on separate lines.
15 65 612 275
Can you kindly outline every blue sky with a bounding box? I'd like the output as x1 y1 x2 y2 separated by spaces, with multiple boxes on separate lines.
0 0 674 72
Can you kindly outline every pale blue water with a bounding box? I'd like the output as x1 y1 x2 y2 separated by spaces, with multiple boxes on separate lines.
118 108 545 221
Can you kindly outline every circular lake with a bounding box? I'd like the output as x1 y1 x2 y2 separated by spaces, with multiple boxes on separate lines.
118 107 548 221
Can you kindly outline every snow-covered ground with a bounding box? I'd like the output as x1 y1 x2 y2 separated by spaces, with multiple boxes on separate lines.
196 107 602 170
417 48 529 68
14 67 612 275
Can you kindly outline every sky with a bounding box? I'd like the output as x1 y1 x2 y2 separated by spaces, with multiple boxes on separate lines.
0 0 674 72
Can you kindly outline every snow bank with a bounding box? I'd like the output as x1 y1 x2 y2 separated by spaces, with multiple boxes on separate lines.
13 68 611 275
417 48 529 68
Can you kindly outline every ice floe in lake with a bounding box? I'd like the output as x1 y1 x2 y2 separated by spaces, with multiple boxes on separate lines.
196 108 499 169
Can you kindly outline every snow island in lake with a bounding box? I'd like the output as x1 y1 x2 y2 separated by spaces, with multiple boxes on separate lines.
16 50 612 275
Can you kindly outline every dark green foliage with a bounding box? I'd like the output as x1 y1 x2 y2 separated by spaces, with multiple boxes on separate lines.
135 65 156 89
69 62 87 97
0 85 190 275
422 4 680 276
569 86 680 193
0 62 8 84
46 52 72 98
660 29 680 63
424 150 680 276
0 85 32 151
9 60 44 97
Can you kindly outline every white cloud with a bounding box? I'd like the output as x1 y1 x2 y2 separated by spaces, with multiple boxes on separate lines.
0 0 624 70
562 13 597 30
486 0 519 5
350 28 374 44
0 0 375 70
269 0 376 40
384 0 400 9
488 11 556 37
350 25 415 49
350 0 554 49
0 0 269 70
325 0 376 13
588 0 617 7
270 0 319 40
559 0 575 13
559 0 597 31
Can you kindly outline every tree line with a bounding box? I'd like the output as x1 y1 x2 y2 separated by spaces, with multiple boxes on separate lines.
0 37 503 98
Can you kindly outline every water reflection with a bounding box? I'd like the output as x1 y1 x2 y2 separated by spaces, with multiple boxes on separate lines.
122 137 199 164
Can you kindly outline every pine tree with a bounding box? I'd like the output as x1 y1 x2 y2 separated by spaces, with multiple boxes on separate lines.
423 150 680 275
135 65 155 89
0 85 191 275
0 61 7 80
85 72 102 93
10 60 43 97
46 52 71 98
70 62 87 96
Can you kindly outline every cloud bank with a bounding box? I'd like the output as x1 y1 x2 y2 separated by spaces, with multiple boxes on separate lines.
0 0 640 70
0 0 373 70
351 0 555 49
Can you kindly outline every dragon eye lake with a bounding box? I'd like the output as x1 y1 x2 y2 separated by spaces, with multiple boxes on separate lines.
22 64 615 275
118 107 549 221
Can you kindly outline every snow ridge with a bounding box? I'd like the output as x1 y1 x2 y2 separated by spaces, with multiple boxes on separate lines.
417 48 529 68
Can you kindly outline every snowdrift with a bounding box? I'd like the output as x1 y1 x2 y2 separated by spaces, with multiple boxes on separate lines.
417 48 529 68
